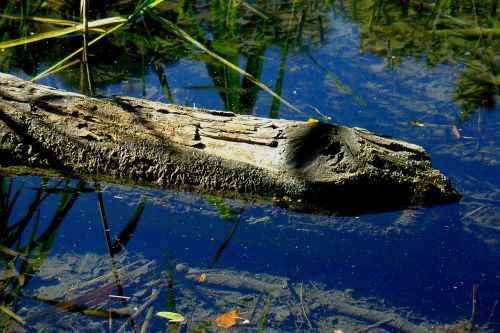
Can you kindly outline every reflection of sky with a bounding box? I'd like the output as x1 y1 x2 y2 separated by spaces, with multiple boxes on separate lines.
8 176 498 324
2 7 499 328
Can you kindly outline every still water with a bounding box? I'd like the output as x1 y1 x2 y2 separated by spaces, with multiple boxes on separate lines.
1 1 499 332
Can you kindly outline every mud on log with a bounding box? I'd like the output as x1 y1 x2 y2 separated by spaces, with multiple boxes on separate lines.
0 73 459 214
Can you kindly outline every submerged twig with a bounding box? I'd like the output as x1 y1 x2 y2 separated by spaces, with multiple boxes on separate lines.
328 301 428 333
353 318 394 333
463 205 488 219
469 284 479 333
59 259 145 298
298 283 313 329
486 300 498 326
177 264 288 297
140 306 155 333
117 289 160 333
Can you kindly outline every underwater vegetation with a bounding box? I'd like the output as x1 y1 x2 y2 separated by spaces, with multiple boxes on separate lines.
0 177 149 331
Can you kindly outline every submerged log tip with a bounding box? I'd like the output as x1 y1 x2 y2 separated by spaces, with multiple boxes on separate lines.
0 72 459 215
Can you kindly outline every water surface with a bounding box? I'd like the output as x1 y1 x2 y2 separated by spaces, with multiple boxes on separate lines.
1 1 499 332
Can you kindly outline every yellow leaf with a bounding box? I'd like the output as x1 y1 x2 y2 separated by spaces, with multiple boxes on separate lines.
197 273 207 283
308 118 319 123
216 309 239 329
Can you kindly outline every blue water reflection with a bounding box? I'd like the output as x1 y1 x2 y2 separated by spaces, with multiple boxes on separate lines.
2 174 498 331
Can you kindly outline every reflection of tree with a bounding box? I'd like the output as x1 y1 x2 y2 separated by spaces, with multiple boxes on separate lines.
342 0 499 118
1 0 497 118
456 60 498 121
0 0 337 117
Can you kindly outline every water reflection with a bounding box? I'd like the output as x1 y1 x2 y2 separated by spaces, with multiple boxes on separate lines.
1 175 499 332
0 0 497 119
0 0 499 331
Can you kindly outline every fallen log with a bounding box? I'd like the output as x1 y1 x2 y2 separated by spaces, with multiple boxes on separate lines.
0 73 459 214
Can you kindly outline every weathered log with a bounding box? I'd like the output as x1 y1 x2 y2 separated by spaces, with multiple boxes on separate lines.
0 73 459 214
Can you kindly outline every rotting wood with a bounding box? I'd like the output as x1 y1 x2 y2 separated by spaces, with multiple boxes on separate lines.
0 73 460 214
175 263 430 333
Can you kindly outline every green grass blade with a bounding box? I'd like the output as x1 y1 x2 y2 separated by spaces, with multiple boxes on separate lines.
131 0 168 21
0 26 78 49
153 60 175 103
0 245 21 257
96 186 114 256
270 0 296 118
166 256 175 311
0 14 78 26
80 0 93 95
0 2 16 29
298 44 366 106
17 204 41 278
239 1 270 20
270 38 290 119
208 213 242 270
0 177 11 228
31 296 131 319
22 181 84 277
205 195 239 222
31 20 127 81
240 43 266 114
0 16 127 50
0 305 27 326
111 196 147 254
5 184 43 247
31 0 166 82
6 179 25 218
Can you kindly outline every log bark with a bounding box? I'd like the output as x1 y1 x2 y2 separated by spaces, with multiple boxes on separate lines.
0 73 459 214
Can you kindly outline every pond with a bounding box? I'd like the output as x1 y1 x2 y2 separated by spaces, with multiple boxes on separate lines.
0 1 499 332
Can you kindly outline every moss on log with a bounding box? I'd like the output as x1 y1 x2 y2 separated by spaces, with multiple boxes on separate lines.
0 73 459 214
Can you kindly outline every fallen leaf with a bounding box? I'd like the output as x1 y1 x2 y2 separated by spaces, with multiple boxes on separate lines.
156 311 185 323
216 309 239 329
197 273 207 283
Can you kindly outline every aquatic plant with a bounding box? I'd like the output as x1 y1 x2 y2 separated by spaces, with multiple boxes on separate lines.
0 0 358 118
0 177 85 331
0 0 496 122
95 182 149 332
204 196 244 269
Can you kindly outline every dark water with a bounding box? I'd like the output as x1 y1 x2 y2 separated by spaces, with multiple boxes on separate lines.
1 1 499 332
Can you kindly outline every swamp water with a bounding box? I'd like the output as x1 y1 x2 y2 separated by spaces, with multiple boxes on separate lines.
0 1 499 332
